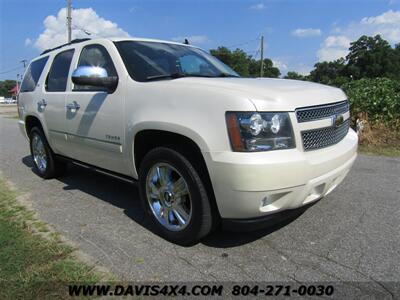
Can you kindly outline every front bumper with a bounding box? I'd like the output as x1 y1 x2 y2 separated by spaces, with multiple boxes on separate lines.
204 128 358 219
222 201 317 232
18 119 28 139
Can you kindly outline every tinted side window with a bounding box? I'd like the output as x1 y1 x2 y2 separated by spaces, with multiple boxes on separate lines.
74 44 117 91
46 49 74 92
20 56 49 92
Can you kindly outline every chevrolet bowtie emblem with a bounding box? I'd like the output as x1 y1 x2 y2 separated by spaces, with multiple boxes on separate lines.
332 114 344 127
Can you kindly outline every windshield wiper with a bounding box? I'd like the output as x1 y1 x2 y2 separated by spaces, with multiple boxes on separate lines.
217 73 240 78
146 72 186 81
146 72 239 81
146 73 215 81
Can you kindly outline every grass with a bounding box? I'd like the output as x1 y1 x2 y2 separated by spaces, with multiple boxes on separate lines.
0 178 110 299
8 114 19 119
353 117 400 157
0 112 18 119
0 113 19 119
358 144 400 157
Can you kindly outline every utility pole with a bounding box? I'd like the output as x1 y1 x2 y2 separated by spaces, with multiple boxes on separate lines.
16 74 20 98
260 35 264 78
67 0 72 43
20 60 27 74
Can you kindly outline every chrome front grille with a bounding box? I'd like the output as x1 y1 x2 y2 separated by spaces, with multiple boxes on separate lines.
301 119 350 151
296 100 349 123
296 100 350 151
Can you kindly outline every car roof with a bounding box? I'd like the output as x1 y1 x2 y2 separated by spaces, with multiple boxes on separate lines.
36 37 196 60
110 37 193 45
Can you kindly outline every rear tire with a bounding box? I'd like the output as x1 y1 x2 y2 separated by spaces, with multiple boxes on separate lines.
138 147 213 245
29 127 66 179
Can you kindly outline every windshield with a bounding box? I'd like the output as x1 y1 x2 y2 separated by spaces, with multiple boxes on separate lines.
114 41 239 82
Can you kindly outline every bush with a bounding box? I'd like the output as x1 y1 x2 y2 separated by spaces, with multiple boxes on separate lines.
342 78 400 126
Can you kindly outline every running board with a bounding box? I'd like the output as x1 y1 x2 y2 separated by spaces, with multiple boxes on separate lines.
55 155 137 185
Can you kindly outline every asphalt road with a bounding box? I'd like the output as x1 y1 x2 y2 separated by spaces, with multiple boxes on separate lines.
0 116 399 295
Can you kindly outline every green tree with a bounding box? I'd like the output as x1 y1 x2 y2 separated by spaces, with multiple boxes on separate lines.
309 58 346 85
394 43 400 78
345 35 399 80
262 59 281 78
307 35 400 86
0 80 17 98
284 71 307 81
248 58 280 78
210 47 280 78
210 47 251 77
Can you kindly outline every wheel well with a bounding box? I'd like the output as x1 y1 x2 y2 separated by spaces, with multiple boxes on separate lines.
135 130 206 172
134 130 220 219
25 116 43 136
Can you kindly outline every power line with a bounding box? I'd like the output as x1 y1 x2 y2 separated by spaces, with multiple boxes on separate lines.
245 49 259 56
72 25 92 36
0 66 23 75
253 47 260 60
226 37 260 49
252 40 262 59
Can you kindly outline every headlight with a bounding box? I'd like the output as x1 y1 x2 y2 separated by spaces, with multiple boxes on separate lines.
226 112 295 152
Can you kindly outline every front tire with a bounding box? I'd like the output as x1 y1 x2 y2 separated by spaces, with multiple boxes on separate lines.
29 127 66 179
138 147 213 245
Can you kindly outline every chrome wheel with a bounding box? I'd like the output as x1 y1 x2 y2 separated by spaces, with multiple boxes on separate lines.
32 133 47 173
146 163 192 231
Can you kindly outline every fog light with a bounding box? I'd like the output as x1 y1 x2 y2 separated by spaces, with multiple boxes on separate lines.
261 196 273 207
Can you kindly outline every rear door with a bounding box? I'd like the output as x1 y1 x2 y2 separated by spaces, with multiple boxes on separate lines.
19 55 49 126
64 43 127 174
40 49 75 155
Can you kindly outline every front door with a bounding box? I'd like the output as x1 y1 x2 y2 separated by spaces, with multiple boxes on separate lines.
64 43 127 174
42 49 75 155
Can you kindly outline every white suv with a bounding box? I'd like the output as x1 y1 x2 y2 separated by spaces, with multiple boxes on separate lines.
18 38 358 244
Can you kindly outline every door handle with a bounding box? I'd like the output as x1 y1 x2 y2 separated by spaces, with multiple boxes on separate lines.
66 101 80 112
37 99 47 111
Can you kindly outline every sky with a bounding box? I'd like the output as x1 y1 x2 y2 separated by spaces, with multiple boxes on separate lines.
1 0 400 80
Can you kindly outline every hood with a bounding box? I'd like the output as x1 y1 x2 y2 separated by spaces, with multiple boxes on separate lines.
169 77 347 111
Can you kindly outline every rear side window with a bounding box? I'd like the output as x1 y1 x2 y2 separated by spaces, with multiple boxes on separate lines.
20 56 49 93
46 49 75 92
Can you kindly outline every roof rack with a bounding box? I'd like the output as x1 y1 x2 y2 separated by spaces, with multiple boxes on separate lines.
40 38 91 55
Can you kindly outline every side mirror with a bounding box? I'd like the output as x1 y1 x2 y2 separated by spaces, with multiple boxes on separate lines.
71 66 118 92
